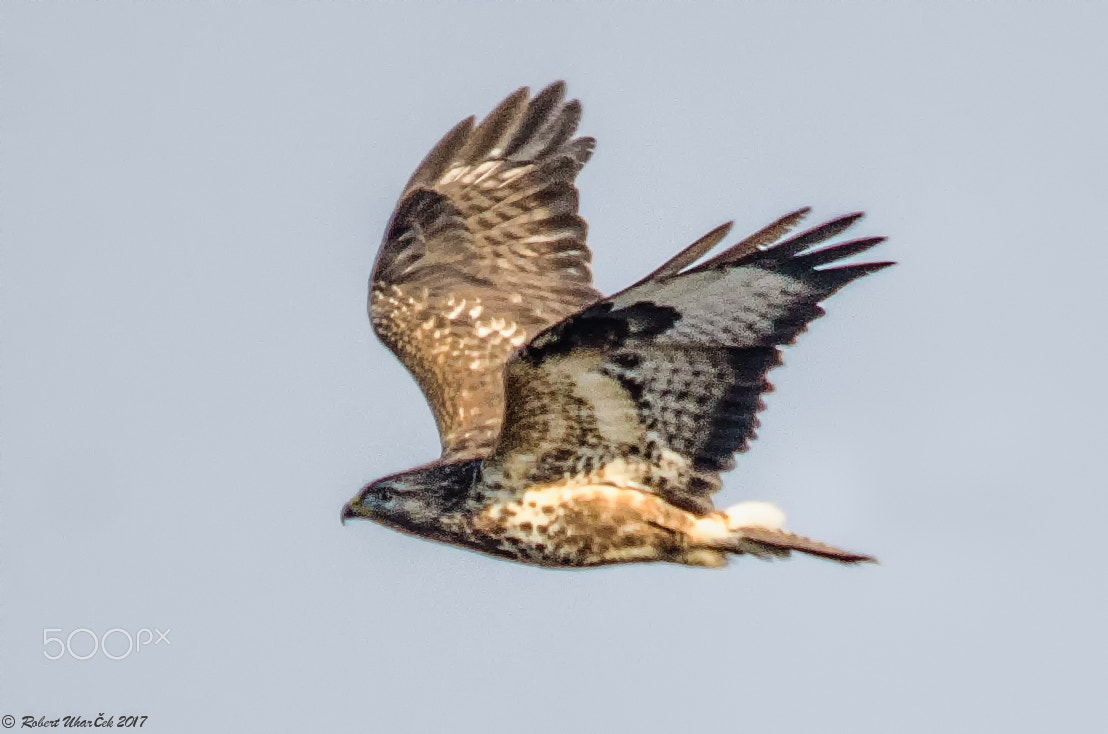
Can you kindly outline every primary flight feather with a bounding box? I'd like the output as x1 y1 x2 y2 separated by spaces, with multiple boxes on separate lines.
342 82 890 568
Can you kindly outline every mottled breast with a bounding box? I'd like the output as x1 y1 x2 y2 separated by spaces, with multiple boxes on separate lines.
471 483 699 567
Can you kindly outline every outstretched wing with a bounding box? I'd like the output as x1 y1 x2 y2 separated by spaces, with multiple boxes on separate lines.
370 83 601 460
482 212 891 513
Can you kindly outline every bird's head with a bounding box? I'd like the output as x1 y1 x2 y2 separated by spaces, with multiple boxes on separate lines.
341 460 479 531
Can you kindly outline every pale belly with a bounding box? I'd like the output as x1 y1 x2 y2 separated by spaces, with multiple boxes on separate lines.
463 483 730 568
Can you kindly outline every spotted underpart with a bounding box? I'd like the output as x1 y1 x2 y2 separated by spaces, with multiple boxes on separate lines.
471 484 710 566
346 82 890 569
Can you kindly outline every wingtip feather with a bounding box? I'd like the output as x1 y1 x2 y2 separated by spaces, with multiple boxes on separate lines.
458 87 531 164
402 115 476 192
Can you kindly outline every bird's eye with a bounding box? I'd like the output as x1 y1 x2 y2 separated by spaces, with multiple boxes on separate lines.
377 487 393 503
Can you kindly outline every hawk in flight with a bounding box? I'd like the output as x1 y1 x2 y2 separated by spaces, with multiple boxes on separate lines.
342 82 890 568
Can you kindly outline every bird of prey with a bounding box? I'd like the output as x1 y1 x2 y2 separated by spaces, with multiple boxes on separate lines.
341 82 890 569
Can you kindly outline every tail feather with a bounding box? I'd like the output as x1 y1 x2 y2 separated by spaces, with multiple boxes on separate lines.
732 526 877 564
721 501 875 565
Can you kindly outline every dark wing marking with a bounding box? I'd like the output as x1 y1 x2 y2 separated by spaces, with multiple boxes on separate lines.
633 207 811 285
370 83 601 460
483 213 892 513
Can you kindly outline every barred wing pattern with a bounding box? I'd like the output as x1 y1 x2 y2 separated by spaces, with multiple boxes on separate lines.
484 214 891 513
371 83 601 460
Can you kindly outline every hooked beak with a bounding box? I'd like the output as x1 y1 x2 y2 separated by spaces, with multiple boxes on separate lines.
342 482 378 526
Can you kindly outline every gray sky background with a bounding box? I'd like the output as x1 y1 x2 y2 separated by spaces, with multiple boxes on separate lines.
3 2 1106 732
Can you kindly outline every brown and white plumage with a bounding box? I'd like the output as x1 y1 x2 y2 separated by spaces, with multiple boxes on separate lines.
343 83 890 569
370 82 599 460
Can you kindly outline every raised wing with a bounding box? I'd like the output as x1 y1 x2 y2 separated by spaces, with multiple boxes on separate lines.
370 83 601 460
482 212 891 513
